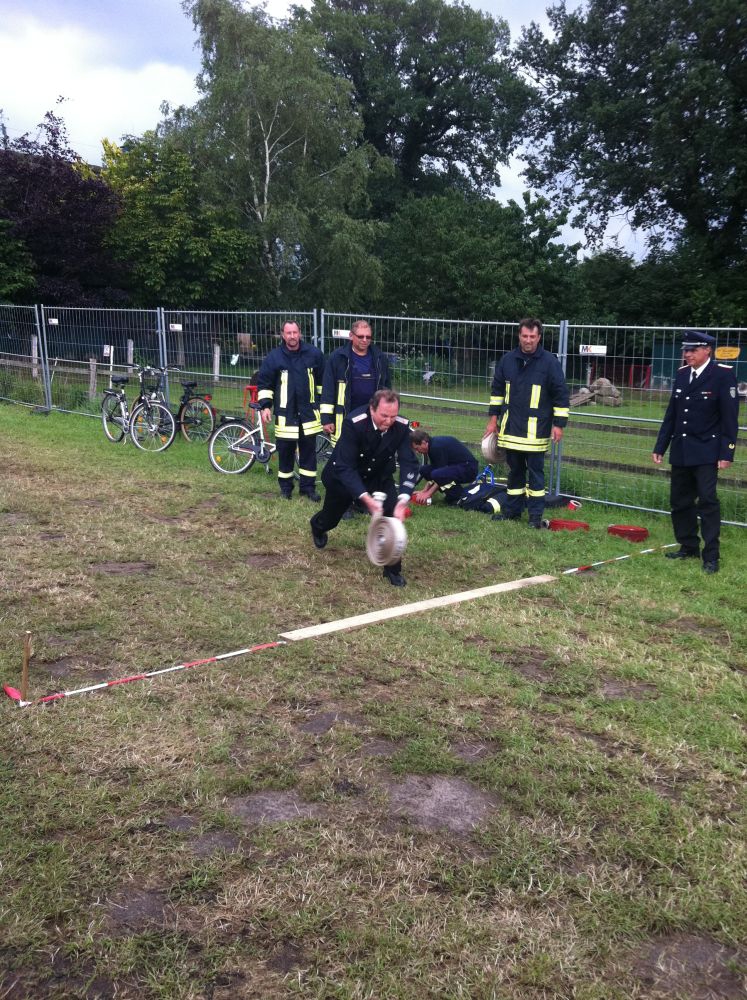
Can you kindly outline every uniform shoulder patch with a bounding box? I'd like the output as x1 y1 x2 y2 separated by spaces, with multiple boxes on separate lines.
717 363 733 369
395 415 409 425
677 365 689 371
352 412 367 423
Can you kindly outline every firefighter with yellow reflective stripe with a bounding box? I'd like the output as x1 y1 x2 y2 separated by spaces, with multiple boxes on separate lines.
256 321 325 501
484 318 569 527
320 320 391 444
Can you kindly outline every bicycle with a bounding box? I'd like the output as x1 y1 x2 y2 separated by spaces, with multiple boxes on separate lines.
176 381 216 443
101 365 176 452
207 403 277 474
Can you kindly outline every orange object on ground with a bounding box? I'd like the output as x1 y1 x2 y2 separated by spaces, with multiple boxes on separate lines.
607 524 649 542
546 518 590 532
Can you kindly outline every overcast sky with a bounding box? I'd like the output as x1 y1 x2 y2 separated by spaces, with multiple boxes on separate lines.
2 1 638 254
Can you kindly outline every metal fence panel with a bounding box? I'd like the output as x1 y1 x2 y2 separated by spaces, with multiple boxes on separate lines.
562 324 747 525
0 304 47 408
40 305 161 415
160 309 317 419
2 303 745 524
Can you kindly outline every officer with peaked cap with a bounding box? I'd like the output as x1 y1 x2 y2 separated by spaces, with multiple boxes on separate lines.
653 330 739 573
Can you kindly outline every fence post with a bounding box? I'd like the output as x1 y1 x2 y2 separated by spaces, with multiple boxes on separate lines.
127 338 134 372
36 304 53 412
319 309 325 354
213 343 221 383
551 319 570 497
88 358 98 399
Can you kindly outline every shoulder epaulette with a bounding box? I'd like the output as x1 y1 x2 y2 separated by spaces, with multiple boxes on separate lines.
677 364 689 371
395 415 409 425
352 412 367 423
717 363 733 369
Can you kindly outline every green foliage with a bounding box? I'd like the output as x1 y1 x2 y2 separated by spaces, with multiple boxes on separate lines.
517 0 747 263
102 134 259 308
379 191 579 319
300 0 530 208
0 219 35 301
175 0 383 305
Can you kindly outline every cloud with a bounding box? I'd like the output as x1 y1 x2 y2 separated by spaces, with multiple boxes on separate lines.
0 13 198 163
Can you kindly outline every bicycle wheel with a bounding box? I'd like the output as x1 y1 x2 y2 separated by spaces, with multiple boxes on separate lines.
316 433 333 468
208 421 257 474
130 401 176 453
101 395 126 443
179 397 215 443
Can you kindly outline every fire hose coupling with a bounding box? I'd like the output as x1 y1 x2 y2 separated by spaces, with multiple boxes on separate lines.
366 493 408 567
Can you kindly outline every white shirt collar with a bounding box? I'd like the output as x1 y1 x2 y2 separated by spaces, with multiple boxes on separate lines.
692 358 710 378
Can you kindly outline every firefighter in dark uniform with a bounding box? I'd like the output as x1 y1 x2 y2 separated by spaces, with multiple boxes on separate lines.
410 430 479 505
653 330 739 574
310 389 419 586
256 321 325 501
484 318 569 527
320 319 391 443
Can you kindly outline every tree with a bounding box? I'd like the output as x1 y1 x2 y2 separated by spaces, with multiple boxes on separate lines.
102 133 258 308
379 191 578 319
298 0 529 206
0 219 35 301
175 0 382 304
0 109 126 305
517 0 747 262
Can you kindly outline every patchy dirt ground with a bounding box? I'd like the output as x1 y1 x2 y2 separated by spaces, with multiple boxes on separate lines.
626 933 746 999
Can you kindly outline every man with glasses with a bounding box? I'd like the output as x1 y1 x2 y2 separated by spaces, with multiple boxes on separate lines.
321 320 391 443
653 330 739 574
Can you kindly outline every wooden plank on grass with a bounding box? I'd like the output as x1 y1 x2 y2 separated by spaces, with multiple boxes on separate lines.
280 574 557 642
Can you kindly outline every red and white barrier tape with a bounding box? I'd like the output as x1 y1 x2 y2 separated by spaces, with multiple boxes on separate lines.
562 542 678 575
2 641 284 709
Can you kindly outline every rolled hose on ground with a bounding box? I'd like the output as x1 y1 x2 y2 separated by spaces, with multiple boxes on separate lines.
366 497 408 567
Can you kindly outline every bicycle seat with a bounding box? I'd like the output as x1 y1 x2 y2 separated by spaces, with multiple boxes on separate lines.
180 381 198 390
111 376 129 386
248 401 262 411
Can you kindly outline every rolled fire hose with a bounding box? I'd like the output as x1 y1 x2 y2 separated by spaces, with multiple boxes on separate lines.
481 431 500 464
365 492 408 567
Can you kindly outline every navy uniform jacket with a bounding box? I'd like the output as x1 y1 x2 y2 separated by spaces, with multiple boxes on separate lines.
322 406 419 500
489 344 569 453
320 343 391 440
654 360 738 466
427 435 477 470
256 341 324 440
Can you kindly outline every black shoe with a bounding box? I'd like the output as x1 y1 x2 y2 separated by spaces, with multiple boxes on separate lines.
703 560 719 574
491 514 520 522
665 549 699 560
528 520 542 529
383 566 406 587
302 491 321 502
280 492 293 501
310 521 328 550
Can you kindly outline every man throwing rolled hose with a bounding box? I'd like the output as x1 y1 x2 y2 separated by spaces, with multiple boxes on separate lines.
310 390 419 587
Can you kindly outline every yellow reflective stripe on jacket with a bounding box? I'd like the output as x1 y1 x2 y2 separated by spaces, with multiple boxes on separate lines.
279 371 288 410
530 384 541 409
527 416 538 440
554 407 569 419
497 434 550 452
489 395 504 407
301 417 322 435
320 403 334 417
307 368 315 402
499 411 509 437
505 382 511 404
337 381 346 407
275 414 298 439
257 389 273 403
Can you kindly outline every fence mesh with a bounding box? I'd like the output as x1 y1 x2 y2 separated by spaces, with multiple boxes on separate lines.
2 304 745 524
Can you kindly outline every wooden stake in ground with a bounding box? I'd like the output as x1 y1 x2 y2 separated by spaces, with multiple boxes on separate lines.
21 631 32 702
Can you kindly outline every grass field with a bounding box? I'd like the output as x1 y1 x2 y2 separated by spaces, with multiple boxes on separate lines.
1 403 746 1000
